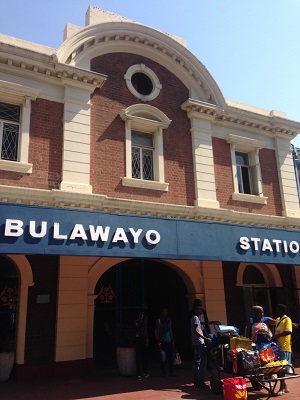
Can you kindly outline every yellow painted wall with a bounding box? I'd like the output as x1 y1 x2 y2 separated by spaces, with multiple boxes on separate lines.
202 260 227 325
55 256 89 362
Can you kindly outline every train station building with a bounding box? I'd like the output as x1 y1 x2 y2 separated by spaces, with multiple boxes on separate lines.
1 6 300 379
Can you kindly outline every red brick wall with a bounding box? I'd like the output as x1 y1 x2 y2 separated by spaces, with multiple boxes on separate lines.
0 98 63 190
90 53 195 206
213 137 282 216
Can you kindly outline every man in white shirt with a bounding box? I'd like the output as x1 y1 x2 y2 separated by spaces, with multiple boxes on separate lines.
191 305 212 389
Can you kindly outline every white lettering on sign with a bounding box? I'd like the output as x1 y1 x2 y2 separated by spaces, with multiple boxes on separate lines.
239 237 300 255
3 219 160 246
5 219 24 237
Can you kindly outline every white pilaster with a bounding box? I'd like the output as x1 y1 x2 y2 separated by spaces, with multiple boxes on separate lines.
190 118 219 208
275 137 300 217
60 86 93 193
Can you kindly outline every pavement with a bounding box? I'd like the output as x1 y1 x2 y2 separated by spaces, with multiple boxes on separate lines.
1 360 300 400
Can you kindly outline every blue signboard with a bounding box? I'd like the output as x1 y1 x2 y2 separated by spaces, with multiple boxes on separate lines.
0 202 300 264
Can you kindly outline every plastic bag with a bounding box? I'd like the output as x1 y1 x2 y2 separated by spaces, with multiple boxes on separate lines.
223 377 247 400
260 347 275 365
173 352 182 366
269 342 282 361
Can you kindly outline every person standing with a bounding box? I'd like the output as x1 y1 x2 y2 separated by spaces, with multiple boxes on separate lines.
191 305 212 389
134 303 150 381
156 307 175 377
246 305 276 347
273 304 293 396
190 299 211 336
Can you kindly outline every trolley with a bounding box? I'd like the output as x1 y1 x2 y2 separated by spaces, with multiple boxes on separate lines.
207 322 300 397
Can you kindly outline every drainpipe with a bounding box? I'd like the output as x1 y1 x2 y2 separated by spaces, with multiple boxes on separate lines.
291 144 300 203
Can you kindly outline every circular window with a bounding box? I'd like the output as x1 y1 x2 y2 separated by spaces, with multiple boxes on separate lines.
124 64 161 101
131 72 153 96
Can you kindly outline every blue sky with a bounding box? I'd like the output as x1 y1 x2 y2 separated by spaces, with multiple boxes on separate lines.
2 0 300 145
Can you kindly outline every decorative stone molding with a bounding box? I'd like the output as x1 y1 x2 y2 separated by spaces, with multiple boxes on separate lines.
0 54 106 90
56 22 225 107
1 185 300 231
181 99 300 139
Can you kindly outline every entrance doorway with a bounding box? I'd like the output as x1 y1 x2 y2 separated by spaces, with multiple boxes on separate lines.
0 256 18 359
93 259 189 370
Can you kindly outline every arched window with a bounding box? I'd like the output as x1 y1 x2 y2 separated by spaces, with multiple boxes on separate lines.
243 265 265 284
120 104 171 191
238 263 272 322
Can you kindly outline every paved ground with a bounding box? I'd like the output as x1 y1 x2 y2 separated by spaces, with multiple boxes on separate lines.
1 360 300 400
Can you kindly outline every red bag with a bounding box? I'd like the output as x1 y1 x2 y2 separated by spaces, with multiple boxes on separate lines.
223 377 247 400
260 347 275 365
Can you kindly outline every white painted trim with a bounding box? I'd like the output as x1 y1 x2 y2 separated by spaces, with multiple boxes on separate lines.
122 177 169 191
124 63 161 101
120 104 171 190
226 134 265 199
0 82 39 170
226 134 265 150
0 80 40 100
0 159 32 173
232 192 268 204
60 181 93 194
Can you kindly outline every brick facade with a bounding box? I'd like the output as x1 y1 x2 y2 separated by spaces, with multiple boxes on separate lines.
90 53 195 206
0 99 63 190
213 137 282 215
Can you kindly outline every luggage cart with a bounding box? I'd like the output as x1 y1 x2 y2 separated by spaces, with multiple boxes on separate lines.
207 323 300 397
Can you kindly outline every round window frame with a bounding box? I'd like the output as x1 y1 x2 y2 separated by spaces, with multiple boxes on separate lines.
124 64 161 101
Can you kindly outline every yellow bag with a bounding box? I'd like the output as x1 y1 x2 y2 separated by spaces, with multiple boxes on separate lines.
230 337 252 350
264 360 288 373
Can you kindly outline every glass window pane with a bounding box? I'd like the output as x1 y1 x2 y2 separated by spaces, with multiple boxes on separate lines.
241 166 251 194
132 131 153 148
1 123 19 161
236 152 249 166
142 149 153 180
0 103 20 123
237 166 243 193
132 147 141 178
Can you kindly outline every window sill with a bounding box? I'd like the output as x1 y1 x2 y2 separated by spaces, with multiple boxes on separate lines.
122 177 169 191
0 160 32 174
232 192 268 205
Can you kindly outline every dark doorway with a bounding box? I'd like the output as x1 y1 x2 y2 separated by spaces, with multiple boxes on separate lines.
93 259 190 371
0 257 18 360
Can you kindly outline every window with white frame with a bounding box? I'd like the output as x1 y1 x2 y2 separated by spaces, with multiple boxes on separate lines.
120 104 171 191
226 134 268 204
0 102 21 162
0 81 40 173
